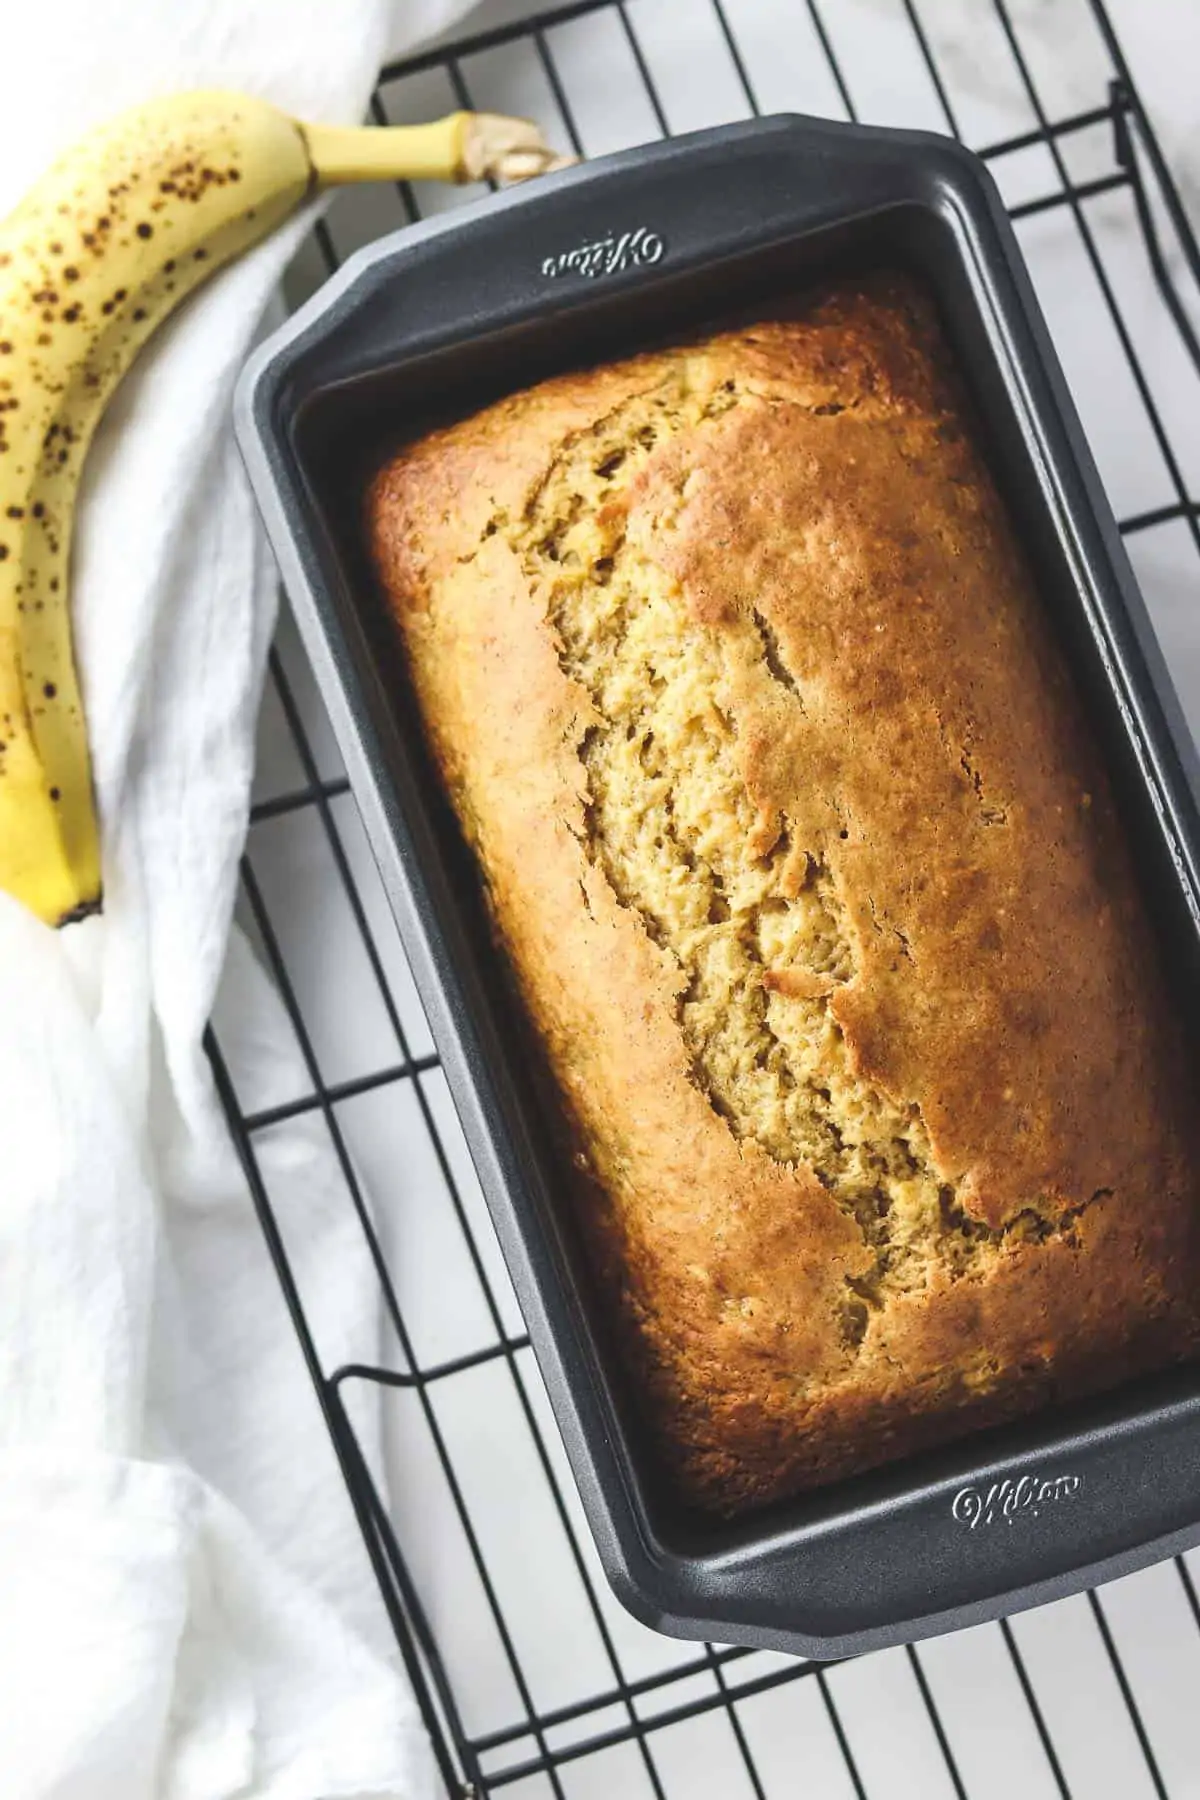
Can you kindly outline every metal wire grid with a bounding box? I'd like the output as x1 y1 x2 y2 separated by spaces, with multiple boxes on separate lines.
208 2 1200 1796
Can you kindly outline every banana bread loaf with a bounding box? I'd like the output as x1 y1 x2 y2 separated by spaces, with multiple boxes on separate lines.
367 278 1200 1514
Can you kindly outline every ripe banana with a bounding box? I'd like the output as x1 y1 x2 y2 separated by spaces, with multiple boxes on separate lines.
0 93 567 926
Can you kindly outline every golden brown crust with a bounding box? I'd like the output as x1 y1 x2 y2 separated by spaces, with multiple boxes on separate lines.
368 278 1200 1514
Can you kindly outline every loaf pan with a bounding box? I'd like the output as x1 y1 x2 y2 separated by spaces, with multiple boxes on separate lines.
235 115 1200 1657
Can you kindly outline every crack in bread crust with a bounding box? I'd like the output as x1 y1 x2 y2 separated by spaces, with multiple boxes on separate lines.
505 380 1090 1327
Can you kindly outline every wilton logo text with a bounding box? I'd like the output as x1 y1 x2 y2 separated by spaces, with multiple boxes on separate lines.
952 1473 1081 1529
541 226 666 281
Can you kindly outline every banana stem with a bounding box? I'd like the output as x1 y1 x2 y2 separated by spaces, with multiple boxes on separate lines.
302 111 573 189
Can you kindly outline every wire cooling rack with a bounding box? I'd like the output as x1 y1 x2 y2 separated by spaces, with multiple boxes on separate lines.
208 1 1200 1795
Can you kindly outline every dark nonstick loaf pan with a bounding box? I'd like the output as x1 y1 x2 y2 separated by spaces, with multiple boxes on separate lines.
235 114 1200 1657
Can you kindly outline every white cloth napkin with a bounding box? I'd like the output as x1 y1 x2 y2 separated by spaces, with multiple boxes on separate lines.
0 2 471 1795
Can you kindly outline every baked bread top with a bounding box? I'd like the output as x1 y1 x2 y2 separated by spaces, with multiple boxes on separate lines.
368 280 1200 1512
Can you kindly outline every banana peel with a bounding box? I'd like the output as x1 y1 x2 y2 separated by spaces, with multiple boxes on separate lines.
0 93 570 926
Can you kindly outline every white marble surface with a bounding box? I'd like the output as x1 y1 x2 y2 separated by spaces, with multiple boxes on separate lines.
256 3 1200 1795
